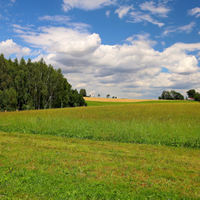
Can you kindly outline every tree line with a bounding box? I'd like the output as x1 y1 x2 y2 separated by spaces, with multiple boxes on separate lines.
186 89 200 101
158 89 200 101
0 54 87 111
159 90 184 100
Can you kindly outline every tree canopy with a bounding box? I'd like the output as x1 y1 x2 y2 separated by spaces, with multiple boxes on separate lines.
159 90 184 100
0 54 87 111
194 92 200 101
186 89 196 98
79 89 87 97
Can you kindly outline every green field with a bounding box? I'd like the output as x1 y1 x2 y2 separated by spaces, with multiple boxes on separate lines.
0 101 200 199
0 102 200 148
86 100 198 107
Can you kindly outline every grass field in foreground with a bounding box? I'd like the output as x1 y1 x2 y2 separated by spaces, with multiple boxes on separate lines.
0 103 200 148
0 132 200 199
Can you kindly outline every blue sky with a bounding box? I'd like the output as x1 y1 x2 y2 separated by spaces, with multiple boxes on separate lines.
0 0 200 99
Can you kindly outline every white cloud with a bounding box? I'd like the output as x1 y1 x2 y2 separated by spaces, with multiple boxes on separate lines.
12 24 33 30
38 15 90 31
13 26 101 56
38 15 71 22
114 2 167 27
11 0 16 3
140 1 171 17
170 42 200 52
0 39 31 57
129 11 165 27
105 10 110 18
163 22 195 36
75 83 87 88
0 13 9 20
62 0 117 12
115 5 134 19
188 7 200 18
13 25 200 98
161 41 165 46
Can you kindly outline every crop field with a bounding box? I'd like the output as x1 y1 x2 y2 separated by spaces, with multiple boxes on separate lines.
0 101 200 199
84 97 156 102
85 98 197 107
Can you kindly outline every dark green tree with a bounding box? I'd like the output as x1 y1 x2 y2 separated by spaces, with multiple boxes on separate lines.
161 90 171 99
187 89 196 98
0 90 4 111
4 87 17 111
194 92 200 102
79 89 87 97
170 90 184 100
0 56 87 111
160 90 184 100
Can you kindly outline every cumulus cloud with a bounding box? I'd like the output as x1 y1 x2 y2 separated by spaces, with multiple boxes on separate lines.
188 7 200 18
62 0 117 12
140 1 171 17
13 25 200 98
13 25 101 56
115 5 134 19
0 39 31 57
163 22 195 36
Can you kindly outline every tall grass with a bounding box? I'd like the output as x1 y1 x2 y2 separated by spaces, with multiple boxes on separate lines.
0 103 200 148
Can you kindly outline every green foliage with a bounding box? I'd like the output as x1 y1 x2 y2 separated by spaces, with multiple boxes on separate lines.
0 90 4 111
79 88 87 97
194 92 200 102
161 90 171 99
186 89 200 102
4 87 18 111
160 90 184 100
0 54 87 110
187 89 196 98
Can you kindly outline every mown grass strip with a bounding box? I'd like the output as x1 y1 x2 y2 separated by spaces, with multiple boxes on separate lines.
0 132 200 199
0 103 200 148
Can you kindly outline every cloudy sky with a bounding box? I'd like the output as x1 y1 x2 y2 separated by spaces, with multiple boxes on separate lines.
0 0 200 99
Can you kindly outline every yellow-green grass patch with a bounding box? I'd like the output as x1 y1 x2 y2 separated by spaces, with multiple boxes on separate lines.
0 132 200 199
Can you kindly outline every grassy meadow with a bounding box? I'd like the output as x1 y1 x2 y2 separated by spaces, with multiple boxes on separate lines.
0 102 200 148
1 132 200 199
0 100 200 199
86 99 198 106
